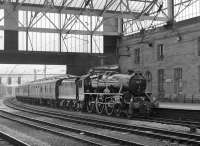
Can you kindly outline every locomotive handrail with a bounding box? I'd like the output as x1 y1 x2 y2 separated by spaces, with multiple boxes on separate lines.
84 93 123 95
118 81 123 93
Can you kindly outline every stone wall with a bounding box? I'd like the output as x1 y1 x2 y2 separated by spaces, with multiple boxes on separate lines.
118 17 200 100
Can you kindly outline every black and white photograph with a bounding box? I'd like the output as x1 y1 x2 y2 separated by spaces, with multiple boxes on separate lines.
0 0 199 146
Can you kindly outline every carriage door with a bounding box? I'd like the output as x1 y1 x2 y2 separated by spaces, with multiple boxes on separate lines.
76 79 84 101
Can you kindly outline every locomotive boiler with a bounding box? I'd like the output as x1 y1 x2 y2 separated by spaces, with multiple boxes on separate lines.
15 72 158 117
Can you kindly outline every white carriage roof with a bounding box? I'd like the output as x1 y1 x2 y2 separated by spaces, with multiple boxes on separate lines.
18 74 77 85
30 74 77 82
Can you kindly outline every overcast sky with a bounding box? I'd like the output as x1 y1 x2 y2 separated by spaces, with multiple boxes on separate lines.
0 64 66 75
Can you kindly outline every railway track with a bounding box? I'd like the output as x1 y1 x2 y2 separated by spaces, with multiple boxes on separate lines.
0 110 145 146
13 98 200 129
9 97 200 130
0 130 30 146
1 100 151 146
131 115 200 130
5 98 200 145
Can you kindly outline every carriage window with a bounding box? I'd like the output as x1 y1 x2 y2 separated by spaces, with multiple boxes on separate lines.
49 85 52 93
8 77 12 85
18 77 21 84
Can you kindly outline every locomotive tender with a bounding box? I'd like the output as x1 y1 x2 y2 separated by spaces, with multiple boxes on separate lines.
15 72 158 117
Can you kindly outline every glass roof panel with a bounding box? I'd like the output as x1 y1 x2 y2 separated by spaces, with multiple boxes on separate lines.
8 0 156 13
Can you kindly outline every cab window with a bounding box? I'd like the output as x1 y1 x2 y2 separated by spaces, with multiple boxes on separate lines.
78 80 82 88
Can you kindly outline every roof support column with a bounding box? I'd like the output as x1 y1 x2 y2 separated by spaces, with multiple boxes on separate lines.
4 3 18 52
118 17 123 34
167 0 174 23
59 13 61 52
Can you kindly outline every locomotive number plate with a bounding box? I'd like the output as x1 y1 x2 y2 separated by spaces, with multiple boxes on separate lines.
136 80 141 84
134 102 140 108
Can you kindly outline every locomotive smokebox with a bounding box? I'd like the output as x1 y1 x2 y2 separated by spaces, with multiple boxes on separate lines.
129 73 147 96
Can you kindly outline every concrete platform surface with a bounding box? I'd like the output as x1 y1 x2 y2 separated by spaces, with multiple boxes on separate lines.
159 102 200 110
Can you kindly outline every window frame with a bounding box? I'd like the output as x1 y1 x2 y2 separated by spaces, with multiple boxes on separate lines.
157 44 164 61
158 69 165 97
134 48 140 64
174 67 183 94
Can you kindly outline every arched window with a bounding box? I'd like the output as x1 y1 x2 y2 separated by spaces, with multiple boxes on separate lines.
145 71 152 92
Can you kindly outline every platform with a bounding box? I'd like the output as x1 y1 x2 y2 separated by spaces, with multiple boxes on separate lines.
159 102 200 110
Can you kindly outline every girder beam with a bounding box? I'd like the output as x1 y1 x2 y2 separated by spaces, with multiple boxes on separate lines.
0 2 167 21
0 51 98 65
17 27 120 36
0 26 119 36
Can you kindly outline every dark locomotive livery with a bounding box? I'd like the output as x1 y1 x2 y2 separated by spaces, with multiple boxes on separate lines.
15 72 158 117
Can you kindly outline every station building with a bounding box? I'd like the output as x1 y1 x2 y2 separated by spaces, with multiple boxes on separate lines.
119 17 200 102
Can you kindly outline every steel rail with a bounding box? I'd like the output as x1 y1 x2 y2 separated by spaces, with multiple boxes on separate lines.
0 131 31 146
5 98 200 145
14 97 200 129
0 109 145 146
131 116 200 129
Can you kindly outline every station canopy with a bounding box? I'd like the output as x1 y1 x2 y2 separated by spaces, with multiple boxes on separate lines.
6 0 161 12
1 0 198 35
3 0 167 24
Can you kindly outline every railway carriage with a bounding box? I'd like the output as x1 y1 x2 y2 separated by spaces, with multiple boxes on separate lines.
29 79 58 105
16 72 158 117
58 77 85 110
16 84 29 98
0 84 14 97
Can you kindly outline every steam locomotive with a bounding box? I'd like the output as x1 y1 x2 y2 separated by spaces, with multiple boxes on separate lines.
16 72 158 117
